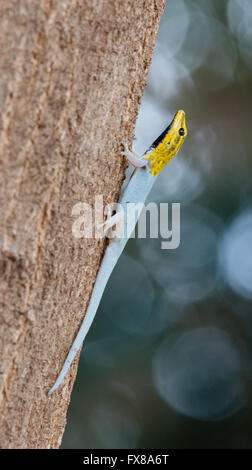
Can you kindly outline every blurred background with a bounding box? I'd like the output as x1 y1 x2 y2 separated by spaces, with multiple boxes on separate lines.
62 0 252 449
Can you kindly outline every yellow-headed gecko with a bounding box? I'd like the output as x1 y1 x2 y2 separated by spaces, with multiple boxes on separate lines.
48 110 187 395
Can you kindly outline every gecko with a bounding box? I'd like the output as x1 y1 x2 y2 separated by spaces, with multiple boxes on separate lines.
48 109 187 395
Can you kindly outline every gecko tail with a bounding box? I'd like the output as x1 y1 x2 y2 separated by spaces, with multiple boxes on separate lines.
48 341 81 395
48 240 124 396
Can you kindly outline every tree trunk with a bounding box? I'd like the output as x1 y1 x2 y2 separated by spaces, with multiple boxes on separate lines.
0 0 165 448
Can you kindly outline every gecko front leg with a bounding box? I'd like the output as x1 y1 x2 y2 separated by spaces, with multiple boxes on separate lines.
121 139 147 168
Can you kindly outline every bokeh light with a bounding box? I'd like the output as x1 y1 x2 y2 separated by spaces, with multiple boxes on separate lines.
152 327 247 421
219 209 252 300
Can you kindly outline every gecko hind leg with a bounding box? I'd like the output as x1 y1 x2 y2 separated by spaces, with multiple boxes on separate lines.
121 139 146 168
96 211 124 238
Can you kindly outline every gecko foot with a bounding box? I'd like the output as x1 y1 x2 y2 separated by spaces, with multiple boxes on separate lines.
121 140 146 168
96 211 124 238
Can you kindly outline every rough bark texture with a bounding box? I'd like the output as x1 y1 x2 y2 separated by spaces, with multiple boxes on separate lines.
0 0 165 449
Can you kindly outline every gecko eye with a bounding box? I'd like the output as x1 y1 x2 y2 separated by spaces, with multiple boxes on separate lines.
179 128 185 136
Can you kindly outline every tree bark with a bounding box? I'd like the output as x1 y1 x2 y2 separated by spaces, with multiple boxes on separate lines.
0 0 165 448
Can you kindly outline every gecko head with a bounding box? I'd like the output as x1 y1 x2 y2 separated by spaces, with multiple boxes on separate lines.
145 110 187 176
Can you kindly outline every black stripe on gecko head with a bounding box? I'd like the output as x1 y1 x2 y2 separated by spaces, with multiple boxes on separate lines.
145 117 175 154
151 119 174 149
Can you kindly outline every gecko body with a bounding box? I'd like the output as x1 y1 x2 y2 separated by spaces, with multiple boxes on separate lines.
48 110 187 395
